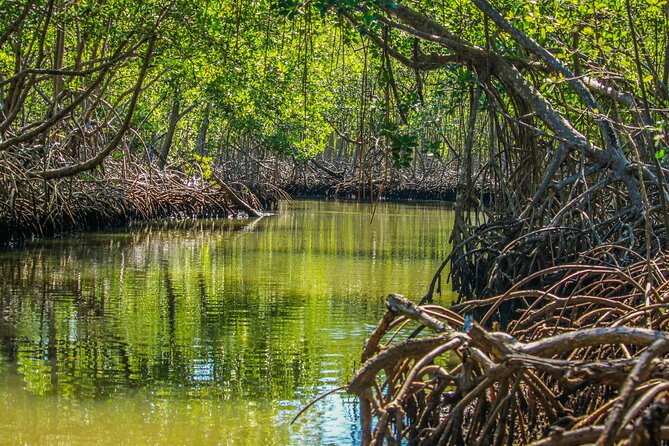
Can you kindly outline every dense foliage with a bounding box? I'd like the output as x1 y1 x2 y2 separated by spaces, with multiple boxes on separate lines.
303 0 669 300
2 0 669 297
0 0 488 185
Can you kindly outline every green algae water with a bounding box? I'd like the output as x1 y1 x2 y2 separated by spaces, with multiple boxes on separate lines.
0 200 455 445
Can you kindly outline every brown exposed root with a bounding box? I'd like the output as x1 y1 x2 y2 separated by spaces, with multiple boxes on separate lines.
213 142 472 201
350 253 669 445
0 152 271 244
284 154 464 201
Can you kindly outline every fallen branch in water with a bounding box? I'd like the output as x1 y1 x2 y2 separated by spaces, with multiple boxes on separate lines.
210 173 264 218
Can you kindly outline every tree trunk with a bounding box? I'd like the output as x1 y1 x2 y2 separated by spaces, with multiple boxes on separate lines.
451 85 481 247
158 88 180 170
52 19 65 107
4 33 23 119
196 100 211 156
39 36 156 179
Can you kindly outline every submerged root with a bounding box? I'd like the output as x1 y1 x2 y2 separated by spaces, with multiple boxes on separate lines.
350 254 669 445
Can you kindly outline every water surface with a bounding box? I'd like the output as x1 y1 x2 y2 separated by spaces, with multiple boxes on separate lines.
0 199 455 445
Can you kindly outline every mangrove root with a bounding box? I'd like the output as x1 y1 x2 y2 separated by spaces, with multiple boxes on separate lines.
350 254 669 445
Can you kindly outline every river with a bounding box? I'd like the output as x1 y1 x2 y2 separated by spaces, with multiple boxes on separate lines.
0 199 455 445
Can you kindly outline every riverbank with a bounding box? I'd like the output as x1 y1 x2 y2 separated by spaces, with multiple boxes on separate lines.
0 159 277 245
214 151 488 203
0 150 468 245
284 183 458 202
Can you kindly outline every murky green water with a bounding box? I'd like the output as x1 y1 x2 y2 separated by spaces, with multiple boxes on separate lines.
0 199 455 445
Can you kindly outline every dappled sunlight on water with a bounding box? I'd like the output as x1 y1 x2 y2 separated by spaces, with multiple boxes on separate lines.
0 199 455 445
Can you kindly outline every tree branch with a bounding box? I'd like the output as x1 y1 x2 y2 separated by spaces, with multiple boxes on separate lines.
37 36 156 179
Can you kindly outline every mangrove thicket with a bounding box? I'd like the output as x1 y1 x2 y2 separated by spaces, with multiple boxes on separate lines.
3 0 669 444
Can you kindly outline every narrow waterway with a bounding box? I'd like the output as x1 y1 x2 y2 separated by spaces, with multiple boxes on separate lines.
0 199 455 445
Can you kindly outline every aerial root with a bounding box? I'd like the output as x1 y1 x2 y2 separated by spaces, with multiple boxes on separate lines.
0 153 274 244
350 254 669 445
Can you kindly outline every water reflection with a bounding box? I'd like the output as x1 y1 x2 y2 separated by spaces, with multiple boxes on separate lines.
0 199 455 445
